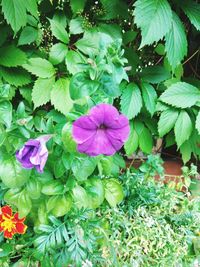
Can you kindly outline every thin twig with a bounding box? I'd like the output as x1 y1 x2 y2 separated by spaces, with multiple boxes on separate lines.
183 49 199 65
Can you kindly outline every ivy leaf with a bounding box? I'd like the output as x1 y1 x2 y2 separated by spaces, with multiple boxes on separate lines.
174 110 192 148
51 78 73 115
140 66 171 84
0 67 31 86
49 43 68 65
182 1 200 31
124 121 139 155
141 82 157 116
195 111 200 135
18 26 38 46
158 109 179 137
23 58 55 78
103 179 124 207
1 0 27 33
165 12 187 69
133 0 172 47
139 127 153 154
0 45 27 67
160 82 200 108
121 83 142 119
0 101 12 128
49 18 69 43
32 77 55 108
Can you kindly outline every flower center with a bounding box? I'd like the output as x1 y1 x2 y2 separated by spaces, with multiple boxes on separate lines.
99 124 107 130
1 216 15 232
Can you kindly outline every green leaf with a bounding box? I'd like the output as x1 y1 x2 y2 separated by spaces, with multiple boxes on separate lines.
26 177 41 199
121 83 142 119
0 101 12 128
4 188 22 205
160 82 200 108
182 1 200 31
165 12 187 69
23 58 55 78
0 45 27 67
65 50 85 75
124 121 139 155
174 110 193 148
72 156 97 181
72 185 89 209
0 157 31 188
51 78 73 115
70 0 87 13
42 180 64 195
85 178 105 209
1 0 27 33
70 72 99 100
139 127 153 154
158 109 179 137
75 30 99 56
18 26 38 46
99 73 121 97
62 123 77 153
103 179 124 207
69 17 84 34
18 190 32 218
180 141 192 164
49 43 68 65
133 0 172 47
25 0 38 19
196 111 200 134
49 18 69 43
0 67 31 86
32 77 55 108
140 66 171 84
141 82 157 116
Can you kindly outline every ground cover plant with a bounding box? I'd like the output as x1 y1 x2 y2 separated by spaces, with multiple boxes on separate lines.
0 0 200 266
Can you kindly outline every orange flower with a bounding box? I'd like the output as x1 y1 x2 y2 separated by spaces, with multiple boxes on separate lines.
0 206 27 239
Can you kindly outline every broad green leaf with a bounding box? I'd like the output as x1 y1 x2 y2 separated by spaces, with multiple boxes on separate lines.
160 82 200 108
133 0 172 47
49 43 68 65
0 67 31 86
75 30 99 56
42 180 64 195
69 17 84 34
180 141 192 164
85 178 105 209
70 72 99 100
124 121 139 155
1 0 27 33
0 101 12 128
174 111 193 148
72 156 97 181
18 190 32 218
49 18 69 43
196 111 200 135
70 0 87 13
121 83 142 119
72 185 89 209
141 82 157 116
182 1 200 31
26 177 41 199
53 160 66 178
99 73 121 97
140 66 171 84
51 78 73 115
18 26 38 46
62 123 77 152
4 188 22 205
25 0 38 19
23 58 55 78
165 12 187 69
65 50 85 75
158 109 179 137
0 45 27 67
139 127 153 154
99 157 113 176
51 195 72 217
32 77 55 108
103 179 124 207
0 157 31 188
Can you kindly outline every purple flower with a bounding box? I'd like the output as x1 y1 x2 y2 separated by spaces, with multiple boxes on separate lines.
72 103 130 156
16 135 51 173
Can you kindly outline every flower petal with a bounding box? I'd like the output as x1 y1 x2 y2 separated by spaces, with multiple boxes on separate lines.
16 222 27 234
4 230 14 239
73 116 97 130
1 206 12 216
72 125 96 144
14 213 25 223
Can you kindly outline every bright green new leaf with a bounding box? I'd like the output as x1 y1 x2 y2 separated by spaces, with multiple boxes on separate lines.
158 109 179 137
165 12 187 69
121 83 142 119
124 121 139 155
49 43 68 65
0 45 27 67
51 78 73 115
72 185 89 209
160 82 200 108
141 82 157 116
23 58 55 78
103 179 124 207
4 188 22 206
140 66 171 84
182 1 200 31
133 0 172 47
32 77 55 108
174 110 193 148
0 67 31 87
42 180 64 195
195 111 200 135
139 127 153 154
49 18 69 43
0 101 12 128
47 194 72 217
18 26 38 46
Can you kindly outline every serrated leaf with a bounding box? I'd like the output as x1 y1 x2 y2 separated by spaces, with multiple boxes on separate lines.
51 78 73 115
0 67 31 86
133 0 172 47
140 66 170 84
124 121 139 155
165 12 187 69
160 82 200 108
195 111 200 134
121 83 142 119
174 110 193 148
0 101 12 128
25 0 38 19
182 1 200 31
65 50 85 75
49 43 68 65
18 26 38 46
75 31 99 56
1 0 27 33
23 58 55 78
0 45 27 67
180 141 192 164
139 127 153 154
49 18 69 43
141 82 157 116
69 17 84 34
158 109 179 137
32 77 55 108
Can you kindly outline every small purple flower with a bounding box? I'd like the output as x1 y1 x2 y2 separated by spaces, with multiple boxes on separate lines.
16 135 51 173
72 103 130 156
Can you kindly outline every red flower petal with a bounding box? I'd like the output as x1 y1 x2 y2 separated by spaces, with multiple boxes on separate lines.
14 213 25 222
16 222 27 234
4 230 13 239
0 214 3 222
1 206 12 216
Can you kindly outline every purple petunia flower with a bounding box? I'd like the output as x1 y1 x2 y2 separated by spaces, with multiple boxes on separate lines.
72 103 130 156
16 135 52 173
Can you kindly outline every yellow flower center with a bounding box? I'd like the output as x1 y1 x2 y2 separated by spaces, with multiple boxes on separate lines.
1 215 15 232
